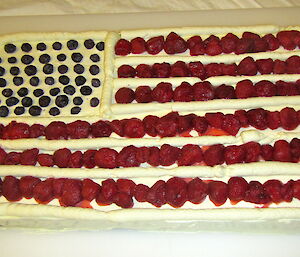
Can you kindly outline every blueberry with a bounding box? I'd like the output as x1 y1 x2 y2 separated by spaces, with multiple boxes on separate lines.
6 97 19 106
0 67 6 76
55 95 69 108
91 78 101 87
33 89 44 97
67 39 78 50
13 76 23 86
29 106 42 116
2 88 13 97
73 96 83 105
90 54 100 62
39 54 51 64
71 107 81 114
63 85 75 95
52 42 62 50
50 88 60 96
57 54 66 61
21 97 33 107
58 65 68 74
0 106 9 117
49 107 60 116
84 39 95 49
10 67 19 75
58 75 69 85
21 55 34 65
96 41 105 51
89 65 100 75
43 64 54 74
14 106 25 115
24 65 37 76
17 87 28 97
8 57 17 64
39 96 51 107
0 57 2 63
21 43 32 52
30 76 40 86
80 86 92 95
4 43 16 53
74 64 84 74
45 77 55 85
90 97 100 107
75 76 86 86
0 78 7 87
37 42 46 51
71 53 83 63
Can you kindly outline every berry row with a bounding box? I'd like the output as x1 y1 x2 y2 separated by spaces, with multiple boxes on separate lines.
117 56 300 79
115 79 300 103
1 176 300 208
115 30 300 56
0 138 299 168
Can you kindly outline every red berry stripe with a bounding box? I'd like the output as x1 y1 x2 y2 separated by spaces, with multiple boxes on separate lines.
115 30 300 56
0 138 299 168
117 56 300 79
1 176 300 208
115 79 300 103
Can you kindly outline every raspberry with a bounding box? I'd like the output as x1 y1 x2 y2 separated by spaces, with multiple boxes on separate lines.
53 148 72 168
94 148 118 168
234 110 249 127
37 153 53 167
208 181 228 206
214 84 235 99
267 111 281 130
235 79 255 99
205 40 222 56
29 124 45 138
255 80 277 97
293 180 300 200
146 180 166 207
193 81 214 101
290 138 300 162
242 32 260 40
276 81 298 96
203 144 225 166
205 112 224 128
159 144 180 166
189 40 205 56
237 57 257 75
96 192 113 206
221 114 241 136
166 177 188 208
60 179 82 207
99 179 117 203
178 144 203 166
262 34 280 51
4 152 21 165
151 82 173 103
20 148 39 165
115 39 131 55
220 33 238 53
135 86 153 103
130 37 146 54
281 180 294 202
66 120 90 139
155 112 178 137
187 36 202 49
136 147 150 163
117 65 136 78
45 121 67 140
286 56 300 74
81 179 100 201
224 145 245 164
273 140 291 162
261 144 274 161
188 61 206 79
205 63 223 77
280 107 299 130
263 179 283 203
2 176 22 201
221 63 237 76
117 145 140 167
53 178 66 198
235 38 254 54
123 118 145 138
244 181 271 204
173 82 193 102
2 121 30 139
164 32 187 54
117 179 136 196
82 150 96 168
273 59 286 74
187 178 208 204
256 59 274 75
177 114 194 134
170 61 190 77
19 176 41 199
247 108 268 130
143 115 159 137
68 151 83 168
136 64 153 78
113 192 134 208
91 120 112 138
115 87 135 103
253 38 268 52
146 36 164 55
152 62 171 78
110 119 124 137
0 178 2 197
147 147 160 166
243 142 261 163
193 116 208 134
0 148 6 164
33 178 54 204
228 177 248 202
277 31 296 50
0 124 4 139
134 184 150 202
